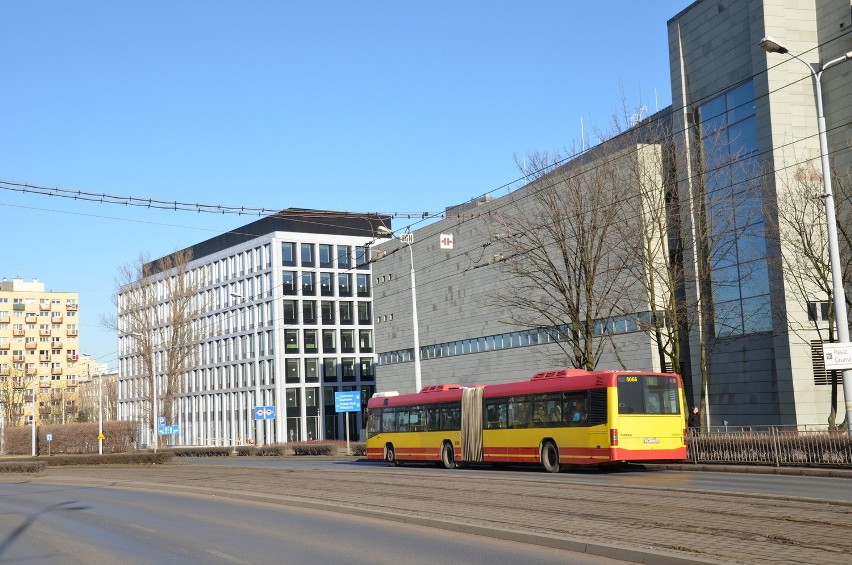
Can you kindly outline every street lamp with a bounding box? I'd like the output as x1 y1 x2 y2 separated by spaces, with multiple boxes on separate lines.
83 354 103 455
376 226 422 393
760 37 852 432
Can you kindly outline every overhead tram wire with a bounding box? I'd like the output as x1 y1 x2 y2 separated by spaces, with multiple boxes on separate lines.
2 30 848 281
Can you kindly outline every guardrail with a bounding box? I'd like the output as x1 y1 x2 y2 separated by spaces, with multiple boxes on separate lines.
687 426 851 467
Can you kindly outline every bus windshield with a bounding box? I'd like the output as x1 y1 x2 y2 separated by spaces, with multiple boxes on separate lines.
617 374 680 415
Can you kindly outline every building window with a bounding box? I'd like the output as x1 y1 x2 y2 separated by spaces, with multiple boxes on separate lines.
357 302 371 324
807 301 830 323
319 244 333 268
305 358 320 383
301 271 316 295
359 330 373 353
321 301 335 324
340 329 355 353
323 358 337 381
341 358 356 382
355 246 369 270
282 300 298 324
339 302 353 325
337 245 351 269
303 300 317 324
322 329 336 353
301 243 315 267
356 273 370 297
320 272 334 296
698 80 771 337
338 273 352 297
285 329 299 353
304 329 318 353
282 242 296 267
282 271 297 295
285 359 300 383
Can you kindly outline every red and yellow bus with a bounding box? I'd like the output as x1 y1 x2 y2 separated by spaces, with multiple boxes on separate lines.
366 368 687 472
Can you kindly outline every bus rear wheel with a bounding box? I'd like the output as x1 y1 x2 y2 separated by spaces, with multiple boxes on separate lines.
386 445 399 467
541 441 561 473
441 442 457 469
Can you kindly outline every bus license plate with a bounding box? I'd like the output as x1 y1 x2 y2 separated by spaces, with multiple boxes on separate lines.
643 438 660 444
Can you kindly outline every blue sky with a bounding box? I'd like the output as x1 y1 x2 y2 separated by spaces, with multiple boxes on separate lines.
0 1 688 368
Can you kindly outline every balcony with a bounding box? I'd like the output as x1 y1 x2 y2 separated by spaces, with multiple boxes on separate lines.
39 303 51 311
0 342 9 350
39 354 50 362
12 355 24 362
66 303 78 311
26 367 38 376
39 329 51 336
0 368 9 376
52 341 63 349
0 316 9 323
13 329 24 336
25 315 37 324
51 367 63 375
52 315 63 324
66 329 78 337
25 342 37 350
66 354 78 362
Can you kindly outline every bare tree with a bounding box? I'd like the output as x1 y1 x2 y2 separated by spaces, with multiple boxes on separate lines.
766 160 851 428
104 249 204 448
0 368 27 427
488 144 639 371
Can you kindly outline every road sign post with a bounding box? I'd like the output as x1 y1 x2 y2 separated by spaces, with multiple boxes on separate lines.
334 391 361 455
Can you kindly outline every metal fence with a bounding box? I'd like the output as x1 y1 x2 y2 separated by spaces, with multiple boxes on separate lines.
687 426 852 467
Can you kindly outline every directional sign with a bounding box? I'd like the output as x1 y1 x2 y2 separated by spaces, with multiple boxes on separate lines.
824 343 852 370
158 424 180 435
254 405 276 420
334 391 361 413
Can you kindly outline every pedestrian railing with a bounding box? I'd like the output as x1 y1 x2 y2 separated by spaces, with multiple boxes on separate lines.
687 426 852 467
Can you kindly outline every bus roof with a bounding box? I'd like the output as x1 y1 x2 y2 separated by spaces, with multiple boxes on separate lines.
366 369 681 409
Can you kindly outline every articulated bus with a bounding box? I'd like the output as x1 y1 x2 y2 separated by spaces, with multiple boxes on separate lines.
366 368 687 472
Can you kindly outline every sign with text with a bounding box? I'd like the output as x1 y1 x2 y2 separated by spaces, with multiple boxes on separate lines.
158 424 179 435
334 391 361 413
823 343 852 370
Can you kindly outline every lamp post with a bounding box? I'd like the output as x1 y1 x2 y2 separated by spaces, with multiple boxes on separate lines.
376 227 422 393
760 37 852 433
97 370 103 455
31 375 37 456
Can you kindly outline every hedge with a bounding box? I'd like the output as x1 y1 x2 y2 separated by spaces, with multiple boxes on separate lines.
0 460 47 475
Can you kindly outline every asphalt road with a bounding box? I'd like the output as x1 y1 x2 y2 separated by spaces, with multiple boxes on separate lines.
6 459 852 564
0 481 624 565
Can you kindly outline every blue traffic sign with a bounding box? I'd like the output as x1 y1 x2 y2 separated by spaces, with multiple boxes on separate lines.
158 424 180 435
158 416 166 426
254 405 276 420
334 391 361 413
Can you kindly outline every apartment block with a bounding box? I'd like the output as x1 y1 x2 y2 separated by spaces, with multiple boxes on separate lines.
0 278 81 425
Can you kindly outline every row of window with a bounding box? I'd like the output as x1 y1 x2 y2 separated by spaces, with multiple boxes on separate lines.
284 328 373 354
282 271 371 297
282 300 371 325
282 242 370 270
378 311 661 365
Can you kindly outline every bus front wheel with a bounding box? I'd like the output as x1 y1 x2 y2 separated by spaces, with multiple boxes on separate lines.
541 441 561 473
386 445 399 467
441 442 457 469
